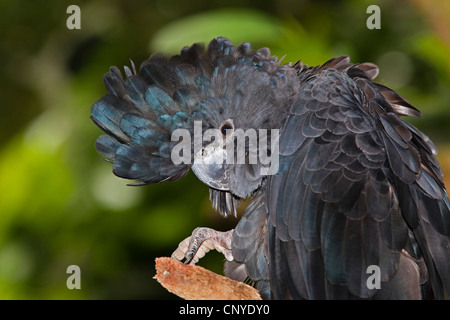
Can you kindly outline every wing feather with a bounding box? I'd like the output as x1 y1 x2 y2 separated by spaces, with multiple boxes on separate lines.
267 59 450 299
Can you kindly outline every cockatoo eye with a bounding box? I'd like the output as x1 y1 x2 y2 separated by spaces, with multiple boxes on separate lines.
220 119 234 136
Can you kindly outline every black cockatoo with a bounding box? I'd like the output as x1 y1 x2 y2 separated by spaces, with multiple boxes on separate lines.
91 37 450 299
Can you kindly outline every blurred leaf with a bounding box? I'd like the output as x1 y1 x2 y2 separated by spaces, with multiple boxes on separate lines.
271 14 332 66
0 135 74 232
150 8 282 54
133 203 196 247
408 31 450 76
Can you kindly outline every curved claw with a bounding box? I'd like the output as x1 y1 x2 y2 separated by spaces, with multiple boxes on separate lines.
171 227 234 265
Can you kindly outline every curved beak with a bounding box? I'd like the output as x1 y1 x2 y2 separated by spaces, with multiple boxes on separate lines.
191 143 230 191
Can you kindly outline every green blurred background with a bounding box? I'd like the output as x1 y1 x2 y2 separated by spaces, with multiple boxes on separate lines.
0 0 449 299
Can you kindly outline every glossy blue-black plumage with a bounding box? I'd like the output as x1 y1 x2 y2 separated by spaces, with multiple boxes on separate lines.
268 56 450 299
91 38 450 299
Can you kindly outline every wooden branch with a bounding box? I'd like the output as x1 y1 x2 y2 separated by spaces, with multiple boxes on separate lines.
154 257 262 300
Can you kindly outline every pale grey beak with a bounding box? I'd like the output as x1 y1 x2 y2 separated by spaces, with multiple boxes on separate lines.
191 142 230 191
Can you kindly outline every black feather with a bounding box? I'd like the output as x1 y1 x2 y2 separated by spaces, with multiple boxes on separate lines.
91 38 450 300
